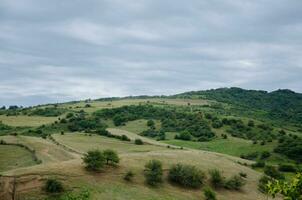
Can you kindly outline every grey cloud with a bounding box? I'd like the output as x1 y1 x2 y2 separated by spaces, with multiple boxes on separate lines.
0 0 302 106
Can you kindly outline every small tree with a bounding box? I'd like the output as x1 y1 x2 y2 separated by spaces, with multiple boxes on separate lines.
144 160 163 186
82 150 105 171
147 120 155 127
45 178 64 193
103 149 119 165
134 138 143 145
203 187 217 200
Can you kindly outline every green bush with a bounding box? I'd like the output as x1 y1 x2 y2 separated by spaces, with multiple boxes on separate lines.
45 178 64 193
121 134 131 141
264 165 285 180
260 151 271 160
203 187 217 200
278 164 297 172
168 163 205 188
209 169 225 188
144 160 163 186
124 170 135 181
59 189 90 200
103 149 119 165
134 138 143 145
82 150 105 171
258 175 272 193
224 175 245 190
251 161 266 168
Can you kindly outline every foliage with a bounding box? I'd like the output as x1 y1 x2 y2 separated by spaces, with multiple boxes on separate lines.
45 178 64 193
203 187 217 200
168 163 206 188
144 159 163 186
224 175 246 190
82 150 105 171
103 149 119 165
57 189 91 200
275 137 302 163
258 175 273 193
278 164 297 173
124 170 135 182
209 169 225 188
134 138 143 145
264 165 285 180
29 107 66 117
267 173 302 200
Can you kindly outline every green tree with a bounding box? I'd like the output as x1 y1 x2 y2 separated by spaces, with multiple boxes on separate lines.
144 159 163 186
82 150 105 171
103 149 119 165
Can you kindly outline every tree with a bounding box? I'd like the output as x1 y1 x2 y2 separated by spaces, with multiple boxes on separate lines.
82 150 105 171
147 120 155 128
267 173 302 200
134 138 143 145
103 149 119 165
45 178 64 193
144 160 163 186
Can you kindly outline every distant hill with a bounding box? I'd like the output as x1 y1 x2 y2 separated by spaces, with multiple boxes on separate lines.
174 87 302 124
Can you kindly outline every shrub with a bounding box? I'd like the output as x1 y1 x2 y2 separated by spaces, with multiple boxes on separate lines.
260 151 271 160
209 169 225 188
252 161 266 168
60 131 64 135
203 187 217 200
248 120 254 127
147 120 155 127
134 138 143 145
168 163 206 188
278 164 297 172
239 172 247 178
264 165 285 180
144 160 163 186
258 175 272 193
82 150 105 171
58 189 90 200
224 175 245 190
240 152 258 160
0 140 6 145
103 149 119 165
45 178 64 193
121 134 131 141
175 131 191 141
124 170 135 181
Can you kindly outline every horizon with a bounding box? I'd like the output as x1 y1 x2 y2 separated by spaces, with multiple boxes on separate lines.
1 0 302 106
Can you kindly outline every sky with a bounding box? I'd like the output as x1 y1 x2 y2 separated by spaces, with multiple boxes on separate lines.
1 0 302 106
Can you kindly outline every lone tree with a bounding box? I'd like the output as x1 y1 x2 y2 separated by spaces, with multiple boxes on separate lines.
45 178 64 193
82 150 105 171
103 149 119 165
144 159 163 186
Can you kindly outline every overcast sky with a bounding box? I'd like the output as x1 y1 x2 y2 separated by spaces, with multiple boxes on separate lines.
1 0 302 106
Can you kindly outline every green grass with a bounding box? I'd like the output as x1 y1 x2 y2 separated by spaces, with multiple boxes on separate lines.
164 134 276 157
0 115 58 127
0 145 37 171
52 133 166 154
117 119 161 134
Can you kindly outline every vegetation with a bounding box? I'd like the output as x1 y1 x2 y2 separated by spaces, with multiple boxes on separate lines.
144 159 163 186
82 150 105 171
103 149 119 165
124 170 135 182
209 169 225 188
168 163 206 188
45 178 64 193
224 175 246 190
203 187 217 200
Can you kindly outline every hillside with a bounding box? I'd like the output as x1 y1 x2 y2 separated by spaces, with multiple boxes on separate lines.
0 88 301 200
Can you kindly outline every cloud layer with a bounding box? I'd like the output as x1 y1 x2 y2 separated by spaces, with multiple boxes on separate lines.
1 0 302 106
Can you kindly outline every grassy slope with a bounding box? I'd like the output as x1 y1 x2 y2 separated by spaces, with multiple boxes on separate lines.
0 145 37 172
0 115 58 127
10 133 269 200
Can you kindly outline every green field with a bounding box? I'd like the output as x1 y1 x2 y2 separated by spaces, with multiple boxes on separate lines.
0 115 58 127
0 145 37 171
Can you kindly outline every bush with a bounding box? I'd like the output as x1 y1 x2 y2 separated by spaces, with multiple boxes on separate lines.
264 165 285 180
168 163 206 188
121 134 131 141
175 131 191 141
258 175 272 193
103 149 119 165
209 169 224 188
251 161 266 168
240 152 258 160
124 170 135 181
45 178 64 193
239 172 247 178
260 151 271 160
278 164 297 172
203 187 217 200
224 175 245 190
144 160 163 186
82 150 105 171
0 139 6 145
147 120 155 127
134 138 143 145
